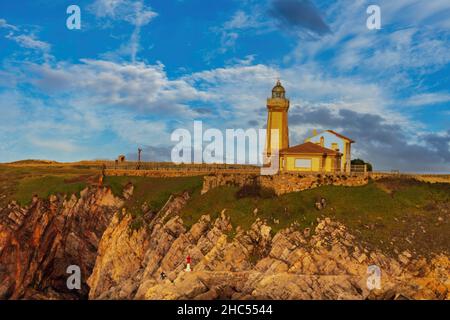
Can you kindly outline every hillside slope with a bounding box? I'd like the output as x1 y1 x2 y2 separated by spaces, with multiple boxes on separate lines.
0 173 449 299
89 196 449 300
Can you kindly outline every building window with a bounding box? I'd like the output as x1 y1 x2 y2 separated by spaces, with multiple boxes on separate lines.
295 158 312 168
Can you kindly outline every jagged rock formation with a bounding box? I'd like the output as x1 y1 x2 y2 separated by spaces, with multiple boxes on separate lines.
88 200 449 300
0 187 123 299
0 184 448 300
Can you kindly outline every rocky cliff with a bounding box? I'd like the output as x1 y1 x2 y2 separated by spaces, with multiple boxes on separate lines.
0 187 123 299
88 195 449 300
1 185 448 300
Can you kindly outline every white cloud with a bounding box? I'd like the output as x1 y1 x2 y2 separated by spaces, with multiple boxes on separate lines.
1 53 444 168
382 0 450 28
405 93 450 107
0 87 174 161
213 7 274 55
11 56 405 158
29 137 80 153
187 62 402 123
286 0 450 83
89 0 157 26
25 59 210 116
1 18 52 62
187 63 279 123
89 0 158 62
6 33 50 52
0 18 18 30
108 116 168 145
219 32 239 54
89 0 125 18
2 0 449 167
223 10 268 30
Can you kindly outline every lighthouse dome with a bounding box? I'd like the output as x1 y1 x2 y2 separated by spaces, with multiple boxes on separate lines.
272 80 286 98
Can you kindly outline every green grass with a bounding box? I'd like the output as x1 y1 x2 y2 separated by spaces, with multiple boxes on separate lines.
0 165 99 206
14 175 89 205
180 178 450 257
0 163 202 215
1 164 448 256
103 175 203 220
181 182 397 232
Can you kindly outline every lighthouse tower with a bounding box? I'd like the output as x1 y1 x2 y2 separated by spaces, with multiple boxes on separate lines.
265 80 290 160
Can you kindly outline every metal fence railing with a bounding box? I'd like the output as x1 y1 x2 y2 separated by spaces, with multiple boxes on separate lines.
102 161 260 173
102 162 371 176
350 164 367 174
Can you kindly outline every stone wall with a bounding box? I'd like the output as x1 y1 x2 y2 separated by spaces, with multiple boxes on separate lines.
106 169 449 195
202 173 369 195
106 169 204 178
105 169 259 178
368 172 450 183
414 174 450 184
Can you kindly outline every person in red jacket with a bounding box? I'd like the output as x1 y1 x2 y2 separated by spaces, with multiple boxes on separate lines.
185 255 192 272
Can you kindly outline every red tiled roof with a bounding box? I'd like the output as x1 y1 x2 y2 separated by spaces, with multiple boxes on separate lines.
280 142 340 155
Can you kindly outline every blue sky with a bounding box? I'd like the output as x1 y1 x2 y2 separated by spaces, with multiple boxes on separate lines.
0 0 449 172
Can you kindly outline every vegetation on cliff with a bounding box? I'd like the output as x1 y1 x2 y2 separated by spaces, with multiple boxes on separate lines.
0 165 98 207
104 175 202 231
0 164 448 259
179 178 450 257
0 163 449 300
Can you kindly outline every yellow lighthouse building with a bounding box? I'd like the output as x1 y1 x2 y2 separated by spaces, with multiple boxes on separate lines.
264 80 353 173
265 80 290 156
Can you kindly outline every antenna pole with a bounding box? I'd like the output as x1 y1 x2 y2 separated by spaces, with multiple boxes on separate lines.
137 147 142 170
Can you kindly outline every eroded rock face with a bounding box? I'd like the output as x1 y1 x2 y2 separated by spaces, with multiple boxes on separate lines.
88 209 450 300
0 187 123 299
1 185 448 300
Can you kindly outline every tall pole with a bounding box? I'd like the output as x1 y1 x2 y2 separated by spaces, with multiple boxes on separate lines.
137 147 142 170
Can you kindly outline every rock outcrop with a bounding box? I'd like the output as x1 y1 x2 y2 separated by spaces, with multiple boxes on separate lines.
0 187 123 299
1 183 448 300
88 209 449 300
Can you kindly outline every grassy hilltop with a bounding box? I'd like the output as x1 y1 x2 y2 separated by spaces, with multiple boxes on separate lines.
179 178 449 257
0 163 448 258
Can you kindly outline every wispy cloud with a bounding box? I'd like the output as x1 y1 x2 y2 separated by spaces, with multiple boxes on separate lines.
405 93 450 107
0 18 18 30
0 1 449 170
223 10 268 31
89 0 158 62
29 137 80 153
5 33 50 52
212 7 274 55
289 106 450 172
22 59 211 117
1 18 52 62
